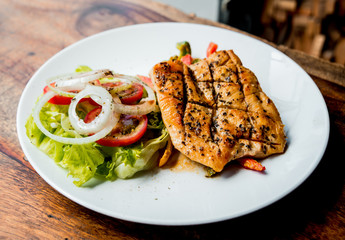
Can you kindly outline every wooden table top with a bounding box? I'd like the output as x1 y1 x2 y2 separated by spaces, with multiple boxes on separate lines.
1 0 344 239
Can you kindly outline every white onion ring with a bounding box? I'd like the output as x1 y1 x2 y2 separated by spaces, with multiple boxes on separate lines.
112 74 157 115
68 85 114 135
33 91 118 145
46 69 113 97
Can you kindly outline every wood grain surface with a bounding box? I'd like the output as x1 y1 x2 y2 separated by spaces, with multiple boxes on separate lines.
1 0 344 239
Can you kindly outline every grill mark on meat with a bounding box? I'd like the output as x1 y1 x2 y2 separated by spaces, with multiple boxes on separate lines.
151 50 286 172
210 108 217 142
185 70 215 107
224 51 254 136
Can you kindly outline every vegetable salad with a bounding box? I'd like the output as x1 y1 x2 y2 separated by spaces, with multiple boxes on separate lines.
25 66 169 186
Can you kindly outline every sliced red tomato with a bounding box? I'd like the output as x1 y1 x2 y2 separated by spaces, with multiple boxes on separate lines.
83 106 102 124
44 84 100 106
181 54 193 65
117 83 144 104
43 84 54 94
100 81 122 88
100 81 144 104
43 84 73 105
137 75 154 89
84 109 148 147
86 98 101 106
97 115 148 147
206 42 218 57
48 95 73 105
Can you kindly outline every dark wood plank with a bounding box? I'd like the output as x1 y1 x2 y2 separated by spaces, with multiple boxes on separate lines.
278 46 345 88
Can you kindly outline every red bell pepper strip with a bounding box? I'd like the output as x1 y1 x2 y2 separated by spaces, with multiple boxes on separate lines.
238 158 266 172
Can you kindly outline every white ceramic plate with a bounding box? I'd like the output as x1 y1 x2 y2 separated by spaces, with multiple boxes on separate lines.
17 23 329 226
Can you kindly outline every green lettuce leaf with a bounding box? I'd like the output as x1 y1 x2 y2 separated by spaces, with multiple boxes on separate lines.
75 65 92 73
60 144 104 187
98 128 169 180
38 127 65 162
25 102 104 187
25 103 70 159
147 111 164 129
25 114 45 147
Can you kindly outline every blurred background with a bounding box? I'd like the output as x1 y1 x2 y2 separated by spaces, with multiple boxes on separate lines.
156 0 345 65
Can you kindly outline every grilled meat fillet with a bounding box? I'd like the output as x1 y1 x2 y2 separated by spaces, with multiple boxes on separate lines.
150 50 286 172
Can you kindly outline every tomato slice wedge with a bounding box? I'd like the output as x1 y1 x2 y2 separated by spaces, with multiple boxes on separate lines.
43 85 74 105
137 75 154 89
97 115 148 147
83 106 102 124
101 81 144 104
117 83 144 104
100 81 122 88
181 54 193 65
206 42 218 57
84 108 148 147
43 84 95 105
